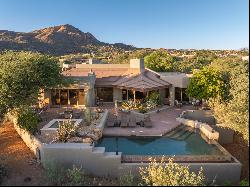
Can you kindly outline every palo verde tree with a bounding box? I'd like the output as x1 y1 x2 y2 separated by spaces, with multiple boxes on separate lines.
186 67 226 101
0 51 64 115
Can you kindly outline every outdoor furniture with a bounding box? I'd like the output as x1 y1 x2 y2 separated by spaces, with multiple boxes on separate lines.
143 115 152 128
73 111 81 119
120 114 129 127
128 114 136 127
175 100 183 108
107 119 115 127
64 110 73 119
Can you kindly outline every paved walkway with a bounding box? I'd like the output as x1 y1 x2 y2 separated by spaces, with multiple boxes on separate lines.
103 105 195 136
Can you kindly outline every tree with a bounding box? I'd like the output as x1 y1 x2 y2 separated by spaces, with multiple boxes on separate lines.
144 50 175 72
0 51 63 115
208 61 249 143
186 67 226 100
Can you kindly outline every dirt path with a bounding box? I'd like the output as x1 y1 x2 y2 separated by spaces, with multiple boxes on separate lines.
0 122 46 186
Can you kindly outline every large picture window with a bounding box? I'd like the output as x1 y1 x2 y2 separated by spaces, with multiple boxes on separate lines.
96 87 113 102
51 89 60 105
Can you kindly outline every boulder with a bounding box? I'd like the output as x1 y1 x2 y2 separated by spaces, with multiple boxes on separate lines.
67 137 83 143
82 137 93 144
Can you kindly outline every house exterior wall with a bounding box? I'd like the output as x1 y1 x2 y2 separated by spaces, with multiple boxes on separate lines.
113 88 122 101
169 86 175 106
159 73 191 88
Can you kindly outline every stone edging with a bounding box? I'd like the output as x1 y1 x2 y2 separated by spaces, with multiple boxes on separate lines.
176 110 219 141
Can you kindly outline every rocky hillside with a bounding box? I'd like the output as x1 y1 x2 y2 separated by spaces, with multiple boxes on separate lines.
0 24 136 55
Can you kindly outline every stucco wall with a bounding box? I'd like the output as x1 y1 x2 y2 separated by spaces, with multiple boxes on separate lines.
160 73 190 88
113 88 122 101
119 158 241 185
40 143 241 185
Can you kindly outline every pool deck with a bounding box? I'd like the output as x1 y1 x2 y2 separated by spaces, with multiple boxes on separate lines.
103 105 196 136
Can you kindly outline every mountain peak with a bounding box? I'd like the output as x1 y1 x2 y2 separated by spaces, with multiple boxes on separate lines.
0 24 136 55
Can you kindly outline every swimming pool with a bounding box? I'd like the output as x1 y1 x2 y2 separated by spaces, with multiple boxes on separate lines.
95 132 222 156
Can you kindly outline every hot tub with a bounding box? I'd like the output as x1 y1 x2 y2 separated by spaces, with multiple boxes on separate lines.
40 119 82 140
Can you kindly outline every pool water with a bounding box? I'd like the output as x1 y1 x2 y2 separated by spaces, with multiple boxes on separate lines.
95 133 222 155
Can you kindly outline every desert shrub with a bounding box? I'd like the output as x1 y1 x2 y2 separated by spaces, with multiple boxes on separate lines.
139 157 205 186
44 162 65 185
17 107 40 134
146 91 161 106
44 163 84 186
240 179 249 186
67 165 84 186
119 171 135 186
57 120 77 142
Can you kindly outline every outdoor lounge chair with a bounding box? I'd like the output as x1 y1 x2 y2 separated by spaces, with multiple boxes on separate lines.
107 119 115 127
128 114 136 127
143 115 152 128
120 114 129 127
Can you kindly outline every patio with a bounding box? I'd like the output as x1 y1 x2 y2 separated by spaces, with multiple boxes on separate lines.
103 105 196 136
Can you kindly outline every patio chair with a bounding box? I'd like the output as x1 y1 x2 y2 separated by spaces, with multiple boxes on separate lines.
106 119 115 127
143 115 152 128
128 114 136 127
175 100 183 108
120 114 129 128
73 111 81 119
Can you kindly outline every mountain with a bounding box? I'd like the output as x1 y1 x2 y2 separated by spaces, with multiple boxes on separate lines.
0 24 136 55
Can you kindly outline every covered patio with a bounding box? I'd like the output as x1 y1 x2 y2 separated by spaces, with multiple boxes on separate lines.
112 70 171 102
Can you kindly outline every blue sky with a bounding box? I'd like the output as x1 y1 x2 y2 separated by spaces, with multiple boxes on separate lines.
0 0 248 49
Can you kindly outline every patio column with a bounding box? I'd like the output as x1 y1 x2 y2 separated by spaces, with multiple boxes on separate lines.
181 89 183 102
133 90 136 102
127 89 128 100
67 89 70 105
169 86 175 106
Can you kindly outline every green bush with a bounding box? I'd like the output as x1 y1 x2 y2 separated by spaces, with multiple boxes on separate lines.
17 107 40 134
146 91 162 106
119 171 135 186
139 157 205 186
240 179 249 186
67 165 84 186
57 120 77 142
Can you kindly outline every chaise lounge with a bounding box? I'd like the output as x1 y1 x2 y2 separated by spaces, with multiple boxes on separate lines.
120 113 129 127
143 115 152 128
128 114 136 127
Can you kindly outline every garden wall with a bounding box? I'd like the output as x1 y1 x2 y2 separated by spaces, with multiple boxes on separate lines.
14 124 43 158
40 143 241 185
178 110 234 144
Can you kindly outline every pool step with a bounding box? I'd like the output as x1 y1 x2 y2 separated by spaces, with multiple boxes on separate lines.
92 147 105 154
164 125 186 137
169 127 190 139
175 130 193 141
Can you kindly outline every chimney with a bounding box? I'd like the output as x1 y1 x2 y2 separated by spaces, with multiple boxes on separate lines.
129 58 145 73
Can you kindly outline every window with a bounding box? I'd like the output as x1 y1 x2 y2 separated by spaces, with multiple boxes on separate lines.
69 90 78 105
165 87 170 98
51 89 60 105
122 89 127 100
96 87 113 102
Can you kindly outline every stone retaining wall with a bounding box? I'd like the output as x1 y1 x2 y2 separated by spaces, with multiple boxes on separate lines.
14 124 43 158
176 110 219 141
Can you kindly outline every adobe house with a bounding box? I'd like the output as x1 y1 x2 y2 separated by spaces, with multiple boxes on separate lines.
41 59 191 107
